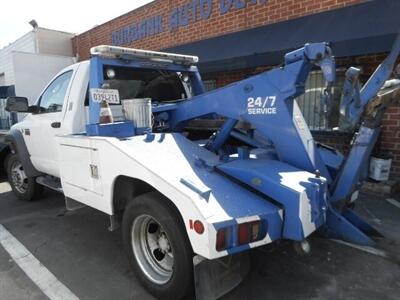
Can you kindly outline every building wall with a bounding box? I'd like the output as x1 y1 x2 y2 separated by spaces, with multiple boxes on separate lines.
37 28 75 57
73 0 364 60
0 32 36 85
0 28 75 87
12 51 75 104
376 107 400 178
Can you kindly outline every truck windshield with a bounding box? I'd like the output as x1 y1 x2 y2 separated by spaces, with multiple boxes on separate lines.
102 66 189 104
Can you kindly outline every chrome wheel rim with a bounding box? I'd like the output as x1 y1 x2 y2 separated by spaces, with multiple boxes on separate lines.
131 215 174 285
10 160 28 194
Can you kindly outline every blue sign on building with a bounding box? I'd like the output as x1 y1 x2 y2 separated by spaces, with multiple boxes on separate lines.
112 15 163 46
111 0 269 46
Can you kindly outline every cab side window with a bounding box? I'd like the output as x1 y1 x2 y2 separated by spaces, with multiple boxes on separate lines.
38 71 73 113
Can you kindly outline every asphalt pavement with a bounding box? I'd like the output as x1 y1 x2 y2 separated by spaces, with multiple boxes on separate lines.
0 176 399 300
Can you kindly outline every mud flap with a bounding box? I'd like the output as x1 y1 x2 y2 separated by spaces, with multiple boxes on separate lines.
194 252 250 300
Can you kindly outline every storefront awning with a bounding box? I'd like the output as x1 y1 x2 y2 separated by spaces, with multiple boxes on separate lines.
164 0 400 73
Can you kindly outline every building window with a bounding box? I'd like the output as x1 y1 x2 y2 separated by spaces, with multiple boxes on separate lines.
296 70 345 131
203 79 217 92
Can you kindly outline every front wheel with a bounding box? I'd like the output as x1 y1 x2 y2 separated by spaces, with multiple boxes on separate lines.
122 191 193 300
7 153 43 201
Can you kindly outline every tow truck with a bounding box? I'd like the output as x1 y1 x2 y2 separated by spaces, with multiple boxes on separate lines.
1 35 399 300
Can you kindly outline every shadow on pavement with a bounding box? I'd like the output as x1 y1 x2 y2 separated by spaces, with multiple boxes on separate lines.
0 179 399 300
0 174 7 184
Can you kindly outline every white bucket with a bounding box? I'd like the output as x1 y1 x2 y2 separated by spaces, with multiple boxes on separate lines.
369 157 392 181
122 98 152 132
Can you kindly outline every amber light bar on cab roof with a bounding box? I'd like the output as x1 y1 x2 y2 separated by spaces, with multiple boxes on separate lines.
90 45 199 66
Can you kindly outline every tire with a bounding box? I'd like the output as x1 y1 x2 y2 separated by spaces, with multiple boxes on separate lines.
122 191 193 300
7 153 43 201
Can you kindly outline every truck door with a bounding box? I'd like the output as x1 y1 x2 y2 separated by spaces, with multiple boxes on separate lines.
23 69 74 178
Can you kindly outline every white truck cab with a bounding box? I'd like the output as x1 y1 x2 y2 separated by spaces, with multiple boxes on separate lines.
13 61 89 177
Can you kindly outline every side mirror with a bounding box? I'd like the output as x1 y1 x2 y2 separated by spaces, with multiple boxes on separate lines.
6 97 29 113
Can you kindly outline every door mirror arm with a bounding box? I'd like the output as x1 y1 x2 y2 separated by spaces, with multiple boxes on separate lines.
28 105 40 114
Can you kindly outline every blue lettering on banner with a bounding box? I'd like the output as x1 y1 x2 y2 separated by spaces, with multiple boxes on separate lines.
112 14 164 46
234 0 246 10
169 8 179 31
111 0 268 45
190 0 199 22
169 0 213 31
178 4 189 27
200 0 213 20
220 0 232 15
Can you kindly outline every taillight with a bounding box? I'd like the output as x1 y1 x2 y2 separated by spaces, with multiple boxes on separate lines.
238 223 250 244
216 228 226 251
251 221 261 240
238 221 262 245
215 220 265 252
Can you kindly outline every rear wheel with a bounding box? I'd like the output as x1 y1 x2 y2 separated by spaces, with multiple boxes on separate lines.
122 191 193 300
7 153 43 201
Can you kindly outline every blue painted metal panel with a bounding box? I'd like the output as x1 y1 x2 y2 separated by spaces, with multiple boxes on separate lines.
218 159 327 241
87 55 201 138
88 56 104 125
83 38 396 250
323 207 375 247
167 44 334 182
340 34 400 131
330 126 380 203
342 209 383 238
206 118 238 152
86 121 135 138
189 71 206 95
317 145 344 178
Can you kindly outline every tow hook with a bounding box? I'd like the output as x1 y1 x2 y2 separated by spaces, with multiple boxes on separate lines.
293 239 311 255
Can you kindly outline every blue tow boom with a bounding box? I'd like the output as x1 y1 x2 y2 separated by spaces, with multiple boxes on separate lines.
87 35 400 248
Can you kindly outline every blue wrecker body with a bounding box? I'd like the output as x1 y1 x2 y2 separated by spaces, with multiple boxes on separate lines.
86 36 400 248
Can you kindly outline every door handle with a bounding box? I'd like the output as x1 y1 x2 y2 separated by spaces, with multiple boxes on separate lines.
51 122 61 128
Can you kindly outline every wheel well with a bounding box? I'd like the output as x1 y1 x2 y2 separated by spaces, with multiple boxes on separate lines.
112 176 155 213
4 130 41 178
112 176 189 241
0 144 11 173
